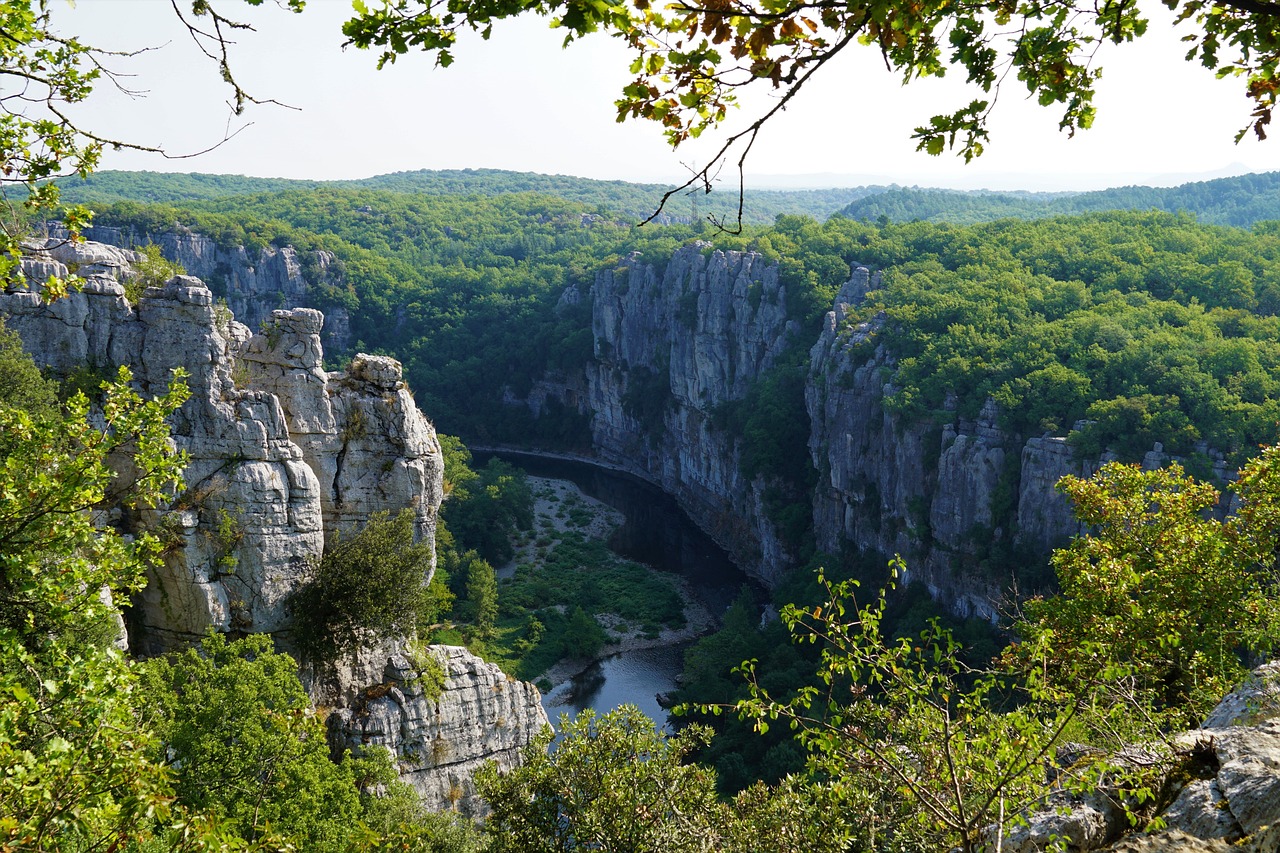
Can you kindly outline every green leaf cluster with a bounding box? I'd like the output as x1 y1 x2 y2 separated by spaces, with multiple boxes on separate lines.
292 508 435 662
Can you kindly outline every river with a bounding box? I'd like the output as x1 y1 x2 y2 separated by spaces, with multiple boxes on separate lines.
476 451 753 729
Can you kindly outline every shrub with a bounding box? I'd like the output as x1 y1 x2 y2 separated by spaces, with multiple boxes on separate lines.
292 509 433 661
124 243 185 303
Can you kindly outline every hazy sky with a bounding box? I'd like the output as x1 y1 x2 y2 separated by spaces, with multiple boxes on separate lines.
58 0 1278 191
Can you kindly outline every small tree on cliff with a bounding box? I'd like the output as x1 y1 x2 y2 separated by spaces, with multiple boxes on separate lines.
292 508 436 661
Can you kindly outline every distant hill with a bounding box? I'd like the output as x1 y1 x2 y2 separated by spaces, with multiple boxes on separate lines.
837 172 1280 227
51 168 883 225
49 171 324 204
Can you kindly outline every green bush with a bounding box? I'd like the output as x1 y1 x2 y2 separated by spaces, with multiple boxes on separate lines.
124 243 185 303
292 509 434 661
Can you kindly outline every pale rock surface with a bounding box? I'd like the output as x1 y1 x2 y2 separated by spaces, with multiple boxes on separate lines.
238 310 443 546
58 223 353 352
1 240 538 812
329 645 550 816
981 661 1280 852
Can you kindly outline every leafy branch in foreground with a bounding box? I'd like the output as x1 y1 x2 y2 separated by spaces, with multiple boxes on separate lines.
0 366 209 851
1010 457 1280 730
711 559 1094 852
476 704 853 852
343 0 1277 229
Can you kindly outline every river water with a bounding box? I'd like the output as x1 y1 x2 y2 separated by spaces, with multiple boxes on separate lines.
477 451 752 729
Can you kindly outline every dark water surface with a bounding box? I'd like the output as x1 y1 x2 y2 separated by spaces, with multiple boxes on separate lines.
476 451 754 727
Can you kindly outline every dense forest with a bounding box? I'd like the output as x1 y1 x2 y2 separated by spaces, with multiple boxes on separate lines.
51 168 878 226
76 185 1280 478
9 168 1280 851
839 171 1280 227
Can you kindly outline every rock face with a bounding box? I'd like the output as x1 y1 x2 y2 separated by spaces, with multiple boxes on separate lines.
804 269 1103 616
329 645 548 816
1 238 546 811
521 253 1107 604
986 661 1280 852
581 244 802 586
61 223 353 353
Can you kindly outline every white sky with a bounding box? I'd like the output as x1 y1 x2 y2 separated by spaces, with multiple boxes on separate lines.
56 0 1279 192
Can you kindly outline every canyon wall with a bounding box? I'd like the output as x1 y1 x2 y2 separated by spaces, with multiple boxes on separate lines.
60 228 1215 619
61 223 353 353
580 244 802 586
2 237 546 815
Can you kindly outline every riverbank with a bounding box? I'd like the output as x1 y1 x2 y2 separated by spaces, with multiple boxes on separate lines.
499 474 716 697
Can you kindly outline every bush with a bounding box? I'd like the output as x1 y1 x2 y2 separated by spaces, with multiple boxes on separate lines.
292 509 434 661
124 243 185 303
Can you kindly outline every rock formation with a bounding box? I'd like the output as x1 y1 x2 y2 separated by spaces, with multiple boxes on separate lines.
578 244 801 586
329 645 547 816
1 237 547 813
987 661 1280 852
52 222 353 353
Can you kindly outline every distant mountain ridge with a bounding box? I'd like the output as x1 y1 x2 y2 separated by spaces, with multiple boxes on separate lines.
838 171 1280 227
50 168 883 225
49 167 1280 228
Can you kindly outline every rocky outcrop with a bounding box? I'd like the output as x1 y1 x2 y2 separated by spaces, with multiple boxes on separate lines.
582 244 802 586
60 223 353 353
330 645 549 816
984 662 1280 852
2 238 544 813
238 310 441 545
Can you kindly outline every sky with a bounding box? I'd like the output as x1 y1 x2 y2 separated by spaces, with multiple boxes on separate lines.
56 0 1279 192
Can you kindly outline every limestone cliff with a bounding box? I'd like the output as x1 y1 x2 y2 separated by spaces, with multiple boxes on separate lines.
806 269 1240 617
804 269 1096 616
581 244 802 586
58 222 353 353
1 238 547 812
329 645 547 817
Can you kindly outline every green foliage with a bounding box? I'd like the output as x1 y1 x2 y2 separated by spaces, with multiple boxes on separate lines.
406 639 448 701
344 0 1280 189
828 211 1280 461
0 366 190 653
1012 459 1280 725
0 367 219 851
476 706 717 852
139 633 369 851
0 316 58 418
464 552 499 637
476 705 851 852
57 168 868 226
124 242 186 303
719 561 1127 852
442 456 534 565
840 173 1280 228
0 0 107 296
293 509 434 661
620 361 672 438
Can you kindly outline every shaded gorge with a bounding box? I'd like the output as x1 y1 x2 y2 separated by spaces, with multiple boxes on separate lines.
476 450 756 727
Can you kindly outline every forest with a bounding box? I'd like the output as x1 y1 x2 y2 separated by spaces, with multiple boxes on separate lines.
8 166 1280 851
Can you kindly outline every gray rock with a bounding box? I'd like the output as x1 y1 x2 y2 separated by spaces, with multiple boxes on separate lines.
329 645 550 816
1 240 530 813
1202 662 1280 728
573 245 804 586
